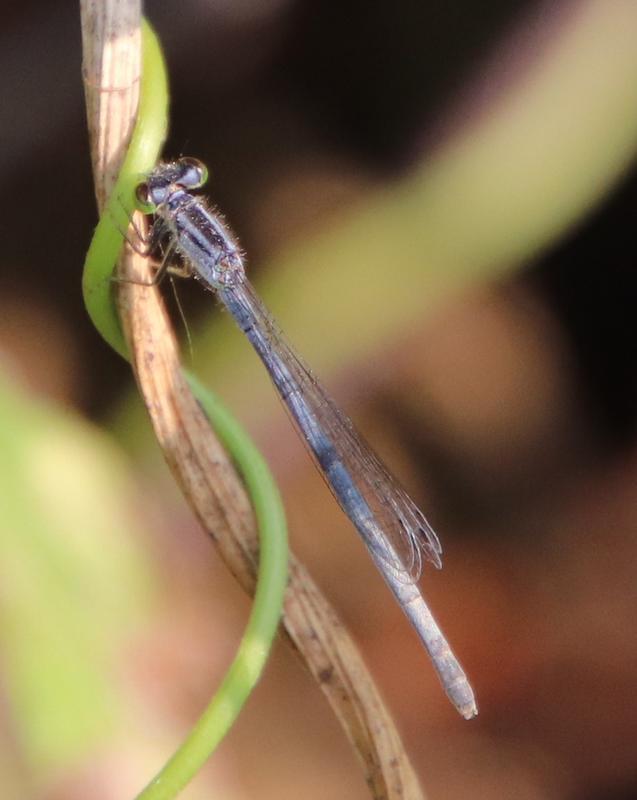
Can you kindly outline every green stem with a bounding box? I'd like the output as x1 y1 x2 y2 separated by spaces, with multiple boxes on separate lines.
136 373 288 799
82 18 169 358
82 19 288 799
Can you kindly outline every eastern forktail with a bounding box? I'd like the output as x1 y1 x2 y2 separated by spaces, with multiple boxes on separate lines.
135 157 477 719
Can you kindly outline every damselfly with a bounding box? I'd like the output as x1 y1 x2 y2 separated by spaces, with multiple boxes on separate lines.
135 158 477 719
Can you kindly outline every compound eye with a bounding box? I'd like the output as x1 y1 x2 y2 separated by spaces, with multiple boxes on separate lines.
136 181 160 213
177 157 209 189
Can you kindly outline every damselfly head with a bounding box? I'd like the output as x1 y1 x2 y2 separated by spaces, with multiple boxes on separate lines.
135 179 165 213
136 158 210 213
174 157 208 189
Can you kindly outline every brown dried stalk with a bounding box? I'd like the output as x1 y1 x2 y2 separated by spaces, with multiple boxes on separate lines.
80 2 426 797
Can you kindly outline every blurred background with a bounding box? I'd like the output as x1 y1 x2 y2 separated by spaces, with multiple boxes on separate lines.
1 0 637 797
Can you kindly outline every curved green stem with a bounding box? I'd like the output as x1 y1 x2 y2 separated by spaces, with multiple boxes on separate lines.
137 372 288 800
82 18 169 358
82 19 288 799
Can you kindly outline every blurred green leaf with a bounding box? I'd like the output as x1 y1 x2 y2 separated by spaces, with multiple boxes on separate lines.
0 370 154 786
196 1 637 422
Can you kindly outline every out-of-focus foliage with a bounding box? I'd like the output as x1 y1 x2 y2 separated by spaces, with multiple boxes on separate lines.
189 0 637 428
0 370 154 793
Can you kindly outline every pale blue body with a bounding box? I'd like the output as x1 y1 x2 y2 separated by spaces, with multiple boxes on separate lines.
142 160 477 718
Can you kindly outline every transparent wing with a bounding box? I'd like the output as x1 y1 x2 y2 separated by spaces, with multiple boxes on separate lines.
221 280 442 581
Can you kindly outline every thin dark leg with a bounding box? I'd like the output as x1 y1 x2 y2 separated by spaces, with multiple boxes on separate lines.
111 240 178 287
110 197 154 255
